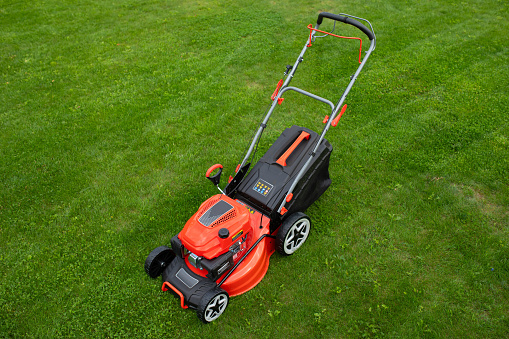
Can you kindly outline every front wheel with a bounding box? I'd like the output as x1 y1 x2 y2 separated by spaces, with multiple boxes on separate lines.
276 212 311 256
197 288 229 323
144 246 175 278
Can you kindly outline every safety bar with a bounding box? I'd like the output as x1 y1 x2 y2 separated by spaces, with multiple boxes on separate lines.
278 86 335 111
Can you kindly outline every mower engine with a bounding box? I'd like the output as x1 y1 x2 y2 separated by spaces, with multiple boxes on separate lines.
170 195 253 281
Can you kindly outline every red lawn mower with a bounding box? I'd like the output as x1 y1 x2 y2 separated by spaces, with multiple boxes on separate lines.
144 12 376 323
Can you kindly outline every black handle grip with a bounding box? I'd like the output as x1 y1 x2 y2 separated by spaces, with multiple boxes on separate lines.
207 168 222 186
317 12 374 41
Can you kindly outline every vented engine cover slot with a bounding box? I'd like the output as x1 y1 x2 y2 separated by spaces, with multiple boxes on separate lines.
179 195 251 259
198 200 234 227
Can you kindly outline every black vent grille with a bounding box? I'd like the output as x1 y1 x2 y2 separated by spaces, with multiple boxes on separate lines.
198 200 234 227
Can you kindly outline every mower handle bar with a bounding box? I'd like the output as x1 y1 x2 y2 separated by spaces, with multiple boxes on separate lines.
317 12 374 41
237 13 376 213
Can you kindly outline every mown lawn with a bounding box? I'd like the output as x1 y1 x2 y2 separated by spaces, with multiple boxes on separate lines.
1 0 508 337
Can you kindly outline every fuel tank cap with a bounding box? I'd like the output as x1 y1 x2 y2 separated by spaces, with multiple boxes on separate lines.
218 228 229 239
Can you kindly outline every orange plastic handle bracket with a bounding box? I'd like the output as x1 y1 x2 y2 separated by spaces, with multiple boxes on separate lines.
271 79 284 100
331 104 347 127
162 281 188 309
276 131 310 167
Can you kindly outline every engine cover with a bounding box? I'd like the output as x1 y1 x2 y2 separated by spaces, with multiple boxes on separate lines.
179 195 251 259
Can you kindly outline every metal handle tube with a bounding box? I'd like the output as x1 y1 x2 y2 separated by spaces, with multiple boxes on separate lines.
239 17 376 213
278 86 335 111
277 37 376 213
312 37 376 155
239 28 320 169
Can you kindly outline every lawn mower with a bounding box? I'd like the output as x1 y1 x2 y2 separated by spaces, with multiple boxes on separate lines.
144 12 376 323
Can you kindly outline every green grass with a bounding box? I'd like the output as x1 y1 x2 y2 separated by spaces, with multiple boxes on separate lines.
1 0 508 337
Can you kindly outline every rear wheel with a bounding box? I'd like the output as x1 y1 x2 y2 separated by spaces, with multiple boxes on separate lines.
197 288 229 323
276 212 311 256
144 246 175 278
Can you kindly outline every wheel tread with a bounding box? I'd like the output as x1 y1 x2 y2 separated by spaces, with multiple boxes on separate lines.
276 212 311 256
